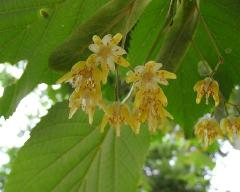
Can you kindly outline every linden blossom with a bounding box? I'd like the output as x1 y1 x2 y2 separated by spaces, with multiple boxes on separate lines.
126 61 176 90
57 55 104 124
134 88 173 133
89 33 129 83
194 117 222 146
100 102 139 137
220 116 240 140
193 77 220 106
126 61 176 133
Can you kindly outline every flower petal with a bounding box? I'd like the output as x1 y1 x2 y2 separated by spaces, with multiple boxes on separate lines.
148 116 158 133
92 35 102 45
102 34 112 45
153 62 163 71
101 63 109 84
89 44 99 53
111 45 126 56
107 56 115 71
56 72 73 84
196 92 203 104
134 89 144 107
126 71 138 83
100 114 108 133
159 106 173 120
135 65 144 73
87 105 95 125
92 67 103 82
86 54 97 66
111 33 122 45
71 61 86 72
145 61 161 71
157 70 176 80
114 56 129 67
157 88 168 106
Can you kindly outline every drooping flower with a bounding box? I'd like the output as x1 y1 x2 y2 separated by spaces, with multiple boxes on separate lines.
100 102 139 136
194 117 222 146
193 77 220 106
134 88 173 133
126 61 176 90
68 83 102 124
57 55 103 87
220 116 240 140
57 56 104 123
88 33 129 83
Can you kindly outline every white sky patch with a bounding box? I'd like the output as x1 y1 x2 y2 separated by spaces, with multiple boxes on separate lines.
0 83 52 149
209 141 240 192
0 61 27 79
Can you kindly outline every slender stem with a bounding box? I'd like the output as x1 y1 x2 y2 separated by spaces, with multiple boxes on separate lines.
115 16 129 101
210 59 223 77
121 86 134 104
115 64 120 101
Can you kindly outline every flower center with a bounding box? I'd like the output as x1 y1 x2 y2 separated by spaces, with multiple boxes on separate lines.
98 46 111 58
142 71 153 82
109 111 125 125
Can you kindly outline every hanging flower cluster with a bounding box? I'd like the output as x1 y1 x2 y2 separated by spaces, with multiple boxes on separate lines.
193 77 220 106
194 114 240 146
220 116 240 140
194 117 222 146
126 61 176 133
57 33 176 136
193 64 222 146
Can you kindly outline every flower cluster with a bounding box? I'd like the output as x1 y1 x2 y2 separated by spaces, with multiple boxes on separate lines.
194 114 240 146
220 116 240 140
193 77 220 106
194 117 222 146
126 61 176 133
192 73 240 146
57 33 176 136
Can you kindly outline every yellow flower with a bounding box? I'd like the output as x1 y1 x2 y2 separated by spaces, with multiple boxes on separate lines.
126 61 176 90
68 82 102 124
100 102 139 137
57 56 104 123
57 55 103 86
194 117 222 146
134 88 173 133
220 116 240 140
88 33 129 83
193 77 220 106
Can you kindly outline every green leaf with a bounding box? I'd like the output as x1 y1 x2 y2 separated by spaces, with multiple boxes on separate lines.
5 102 150 192
127 0 169 66
0 0 109 118
156 0 199 71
